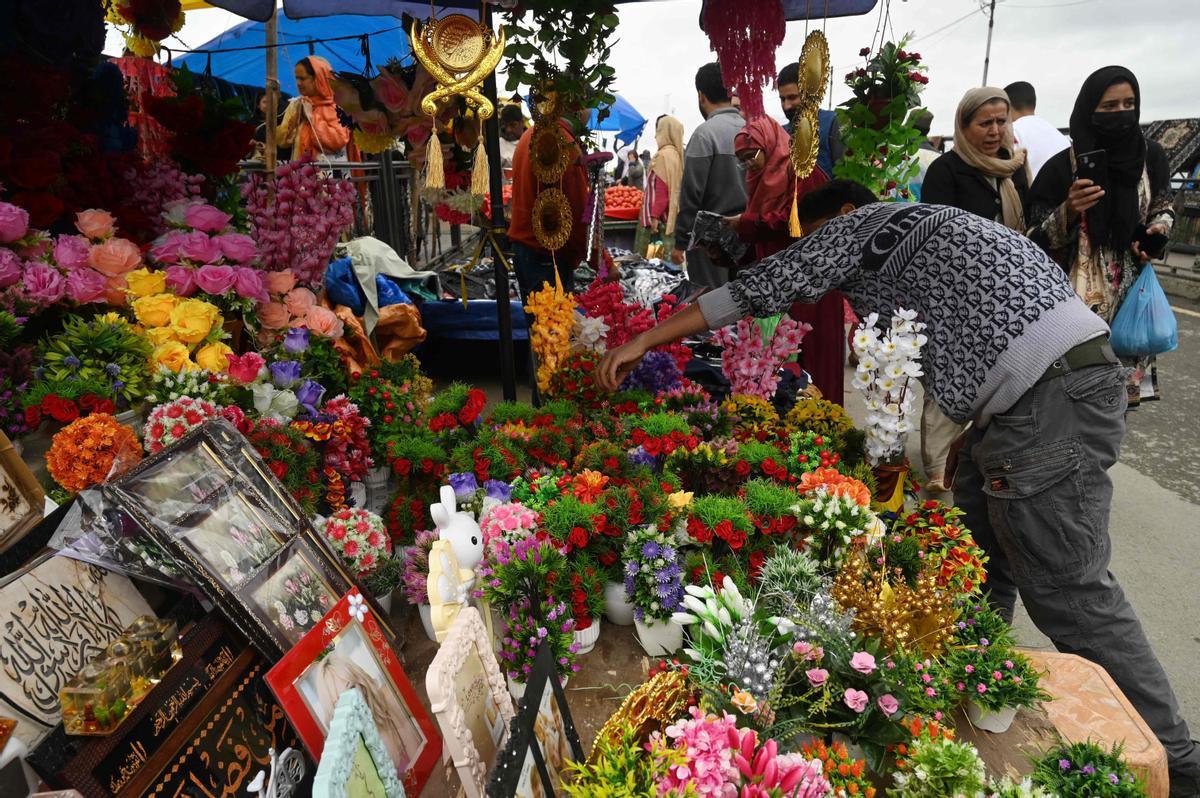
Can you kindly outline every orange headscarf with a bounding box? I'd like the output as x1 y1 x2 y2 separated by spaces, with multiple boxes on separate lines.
296 56 350 158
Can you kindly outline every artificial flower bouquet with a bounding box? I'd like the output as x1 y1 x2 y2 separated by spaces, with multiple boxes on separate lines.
480 500 540 552
721 394 783 442
317 508 392 580
545 349 606 408
448 432 527 484
892 500 988 595
144 365 230 405
46 413 143 494
1030 740 1145 797
142 396 222 454
715 315 810 401
33 313 153 410
667 439 744 497
22 378 116 430
426 383 488 448
478 536 569 616
538 493 599 554
244 418 323 514
629 412 698 463
131 292 234 376
742 478 802 540
786 397 855 446
563 554 605 631
497 597 580 685
291 395 373 509
945 599 1048 713
447 471 513 520
686 494 755 555
400 529 439 606
347 357 432 462
850 309 926 467
889 730 987 798
622 525 686 624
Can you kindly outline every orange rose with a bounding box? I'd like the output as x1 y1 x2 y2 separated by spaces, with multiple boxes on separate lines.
264 270 297 295
305 305 344 339
88 237 142 277
284 287 317 319
75 209 116 240
258 301 290 330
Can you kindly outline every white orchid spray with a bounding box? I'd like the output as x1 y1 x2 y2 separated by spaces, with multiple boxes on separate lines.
851 309 927 465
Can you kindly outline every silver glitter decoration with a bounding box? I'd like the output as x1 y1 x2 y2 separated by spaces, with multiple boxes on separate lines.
722 618 784 696
791 586 857 649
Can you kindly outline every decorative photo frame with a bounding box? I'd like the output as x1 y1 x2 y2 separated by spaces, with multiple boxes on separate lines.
266 591 441 796
312 688 407 798
0 430 44 554
486 642 583 798
426 607 514 797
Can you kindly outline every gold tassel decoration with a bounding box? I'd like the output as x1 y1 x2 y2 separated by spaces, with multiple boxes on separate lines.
470 138 489 198
789 181 802 238
425 129 445 190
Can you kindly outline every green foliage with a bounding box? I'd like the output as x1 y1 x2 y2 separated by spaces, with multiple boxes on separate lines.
742 479 800 519
487 400 536 427
36 314 153 408
448 431 525 482
630 411 691 438
362 552 404 597
756 548 823 617
737 440 788 469
0 312 21 348
539 398 581 425
1031 740 1145 797
565 553 606 623
377 353 425 385
562 720 687 798
300 336 347 397
891 732 988 798
690 495 753 534
480 539 569 612
882 533 924 586
573 440 630 477
145 367 229 405
428 382 475 418
502 3 620 145
22 376 111 409
509 470 566 512
539 495 597 546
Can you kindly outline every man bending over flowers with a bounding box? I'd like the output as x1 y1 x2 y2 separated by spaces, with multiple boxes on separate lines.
597 179 1200 798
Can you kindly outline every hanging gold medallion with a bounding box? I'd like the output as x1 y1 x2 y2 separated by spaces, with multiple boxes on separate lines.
791 104 820 178
532 188 573 252
798 30 830 109
531 123 571 184
411 14 505 120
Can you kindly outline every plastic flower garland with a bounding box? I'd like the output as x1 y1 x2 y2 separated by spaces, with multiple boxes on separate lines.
46 413 143 494
526 280 575 392
851 309 926 465
142 396 221 453
715 316 810 401
318 508 392 579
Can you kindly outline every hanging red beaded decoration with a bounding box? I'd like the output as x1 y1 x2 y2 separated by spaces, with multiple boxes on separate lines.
701 0 787 120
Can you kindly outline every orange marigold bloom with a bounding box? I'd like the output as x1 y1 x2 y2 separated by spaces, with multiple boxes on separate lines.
47 414 142 494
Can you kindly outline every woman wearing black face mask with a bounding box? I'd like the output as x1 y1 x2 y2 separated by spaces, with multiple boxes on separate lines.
1026 66 1172 407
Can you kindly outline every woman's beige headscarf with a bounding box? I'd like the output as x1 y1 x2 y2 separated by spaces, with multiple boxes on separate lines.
953 87 1029 231
650 115 685 234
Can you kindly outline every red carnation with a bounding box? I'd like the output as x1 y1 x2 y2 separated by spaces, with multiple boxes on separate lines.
45 395 80 423
269 461 287 480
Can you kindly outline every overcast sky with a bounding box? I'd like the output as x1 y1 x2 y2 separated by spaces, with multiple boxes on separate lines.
106 0 1200 146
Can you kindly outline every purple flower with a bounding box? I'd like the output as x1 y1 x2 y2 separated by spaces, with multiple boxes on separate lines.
620 350 682 394
283 327 310 354
1108 774 1120 785
628 447 657 469
484 479 512 502
270 360 302 388
449 472 478 500
234 266 269 303
1059 759 1071 771
295 379 326 414
641 541 661 559
22 263 66 305
1082 765 1096 775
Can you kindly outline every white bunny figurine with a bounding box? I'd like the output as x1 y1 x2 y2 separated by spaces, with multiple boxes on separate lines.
429 485 484 591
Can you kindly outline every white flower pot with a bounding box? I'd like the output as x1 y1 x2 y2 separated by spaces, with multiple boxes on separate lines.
365 465 392 514
603 581 636 626
573 618 601 655
374 592 393 615
635 617 683 657
418 603 438 643
966 700 1018 733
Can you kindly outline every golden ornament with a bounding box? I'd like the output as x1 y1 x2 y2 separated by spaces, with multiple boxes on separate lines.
530 123 571 184
411 14 505 120
790 104 820 179
532 188 573 253
798 30 830 109
589 670 691 766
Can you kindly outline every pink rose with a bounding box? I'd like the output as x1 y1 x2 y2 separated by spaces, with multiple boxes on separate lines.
805 668 829 688
843 688 869 714
216 233 258 265
264 270 296 295
305 305 344 339
18 238 50 260
850 651 877 675
88 237 142 277
150 231 185 264
226 351 266 384
184 204 233 234
75 208 116 240
371 71 408 112
0 202 29 243
234 267 268 303
65 267 109 303
177 231 223 265
195 264 237 295
54 235 90 270
165 264 198 296
0 249 21 289
284 287 317 318
22 263 67 305
258 301 290 330
877 694 899 716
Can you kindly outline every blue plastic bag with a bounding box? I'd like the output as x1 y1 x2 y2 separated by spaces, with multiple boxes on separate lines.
1109 265 1178 357
375 275 413 307
324 257 367 317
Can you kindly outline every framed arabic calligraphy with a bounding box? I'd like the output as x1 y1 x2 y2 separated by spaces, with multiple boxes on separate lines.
0 429 44 554
0 553 154 750
266 591 441 797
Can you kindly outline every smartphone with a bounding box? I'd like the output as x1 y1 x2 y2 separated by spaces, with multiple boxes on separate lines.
1075 149 1108 190
1133 226 1170 260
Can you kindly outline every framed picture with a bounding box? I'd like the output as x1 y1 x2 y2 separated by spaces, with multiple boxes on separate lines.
245 544 342 648
426 607 514 798
266 591 441 796
312 688 406 798
0 554 153 750
486 643 583 798
166 484 291 590
0 430 44 554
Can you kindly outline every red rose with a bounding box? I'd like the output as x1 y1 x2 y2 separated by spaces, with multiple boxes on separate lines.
94 398 116 414
735 460 750 477
930 514 945 527
44 395 79 423
79 395 98 411
599 550 617 566
269 461 287 480
24 406 41 427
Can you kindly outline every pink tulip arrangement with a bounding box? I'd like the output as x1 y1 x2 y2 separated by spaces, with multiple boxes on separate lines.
242 159 356 288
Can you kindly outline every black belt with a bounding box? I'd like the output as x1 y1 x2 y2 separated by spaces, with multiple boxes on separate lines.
1036 335 1117 385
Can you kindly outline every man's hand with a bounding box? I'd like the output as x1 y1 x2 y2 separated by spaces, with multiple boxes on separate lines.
670 248 685 265
598 337 649 392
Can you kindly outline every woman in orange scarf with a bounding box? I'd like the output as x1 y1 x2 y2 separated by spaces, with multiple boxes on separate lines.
279 56 351 161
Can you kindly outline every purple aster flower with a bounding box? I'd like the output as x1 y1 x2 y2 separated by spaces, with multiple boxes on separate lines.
449 472 478 500
642 541 661 559
1058 759 1071 771
624 561 638 577
1108 774 1120 785
64 355 81 369
270 360 302 388
283 327 310 354
484 479 512 501
1082 765 1096 776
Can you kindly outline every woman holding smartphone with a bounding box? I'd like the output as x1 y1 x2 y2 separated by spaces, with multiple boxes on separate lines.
1026 66 1173 406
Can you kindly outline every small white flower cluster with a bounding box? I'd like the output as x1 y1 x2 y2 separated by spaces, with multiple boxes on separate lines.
792 488 883 569
145 365 224 405
571 311 609 353
851 309 927 465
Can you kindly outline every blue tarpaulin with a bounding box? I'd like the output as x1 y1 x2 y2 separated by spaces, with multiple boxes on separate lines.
176 14 414 95
589 94 647 148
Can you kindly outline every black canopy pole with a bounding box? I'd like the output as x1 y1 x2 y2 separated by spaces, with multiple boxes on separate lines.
482 4 517 401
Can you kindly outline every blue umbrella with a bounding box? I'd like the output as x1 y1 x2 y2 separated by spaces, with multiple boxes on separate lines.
175 14 414 95
589 94 647 148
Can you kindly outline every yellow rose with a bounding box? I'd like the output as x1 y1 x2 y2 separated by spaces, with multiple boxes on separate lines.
668 490 695 510
145 326 177 347
132 293 179 329
195 341 235 373
169 299 221 345
151 340 195 373
125 268 166 298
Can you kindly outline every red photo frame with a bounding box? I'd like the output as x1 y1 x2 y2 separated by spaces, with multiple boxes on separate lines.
265 591 442 795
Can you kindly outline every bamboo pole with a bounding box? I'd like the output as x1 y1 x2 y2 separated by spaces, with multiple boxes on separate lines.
264 7 279 178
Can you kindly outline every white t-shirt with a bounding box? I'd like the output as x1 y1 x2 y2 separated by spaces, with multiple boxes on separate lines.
1012 115 1071 180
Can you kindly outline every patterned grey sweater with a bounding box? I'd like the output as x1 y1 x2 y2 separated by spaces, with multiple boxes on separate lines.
697 203 1109 425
